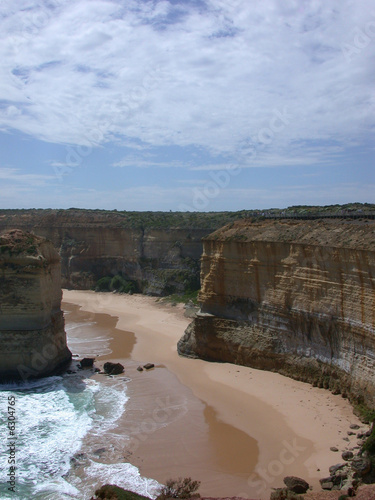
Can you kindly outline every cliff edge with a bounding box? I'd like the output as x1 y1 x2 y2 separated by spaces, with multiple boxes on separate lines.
0 229 71 381
178 219 375 409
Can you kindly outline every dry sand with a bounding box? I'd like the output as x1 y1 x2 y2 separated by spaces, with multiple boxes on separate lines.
62 290 365 500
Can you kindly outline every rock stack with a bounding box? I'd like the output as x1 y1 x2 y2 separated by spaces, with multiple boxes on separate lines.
0 229 71 381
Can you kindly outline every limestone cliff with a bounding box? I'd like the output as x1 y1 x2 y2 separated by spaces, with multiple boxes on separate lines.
0 230 71 380
0 209 239 295
178 219 375 409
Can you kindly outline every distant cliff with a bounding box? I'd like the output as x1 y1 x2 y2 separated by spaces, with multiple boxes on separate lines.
0 230 71 380
178 219 375 410
0 209 248 295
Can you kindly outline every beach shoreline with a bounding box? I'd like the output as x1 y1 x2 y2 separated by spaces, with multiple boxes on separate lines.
62 290 364 499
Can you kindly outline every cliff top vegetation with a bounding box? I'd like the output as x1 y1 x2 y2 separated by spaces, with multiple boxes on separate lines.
0 229 44 256
0 203 374 231
207 218 375 251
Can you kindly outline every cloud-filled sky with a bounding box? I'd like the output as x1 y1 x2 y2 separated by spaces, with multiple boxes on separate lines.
0 0 374 211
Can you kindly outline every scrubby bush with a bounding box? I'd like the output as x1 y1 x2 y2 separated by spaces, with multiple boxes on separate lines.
270 488 300 500
156 477 200 500
95 276 113 291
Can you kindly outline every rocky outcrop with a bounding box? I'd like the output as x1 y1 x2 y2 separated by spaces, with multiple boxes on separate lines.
178 219 375 409
0 209 238 295
0 229 71 381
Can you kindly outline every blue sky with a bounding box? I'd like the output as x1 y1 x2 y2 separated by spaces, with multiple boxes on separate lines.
0 0 374 211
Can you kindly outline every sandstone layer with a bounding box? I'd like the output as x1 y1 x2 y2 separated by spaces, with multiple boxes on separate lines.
178 219 375 409
0 209 239 294
0 229 71 381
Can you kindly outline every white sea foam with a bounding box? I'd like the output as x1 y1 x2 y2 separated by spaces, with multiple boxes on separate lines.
81 461 160 499
0 373 133 499
0 312 161 499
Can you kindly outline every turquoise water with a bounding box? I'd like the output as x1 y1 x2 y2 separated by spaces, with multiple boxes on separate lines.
0 315 159 500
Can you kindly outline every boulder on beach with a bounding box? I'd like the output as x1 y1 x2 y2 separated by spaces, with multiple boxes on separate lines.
143 363 155 370
342 450 354 461
80 358 95 368
103 362 124 375
283 476 309 494
350 457 371 476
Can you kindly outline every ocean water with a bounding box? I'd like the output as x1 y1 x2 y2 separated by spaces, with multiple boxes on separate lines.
0 311 160 500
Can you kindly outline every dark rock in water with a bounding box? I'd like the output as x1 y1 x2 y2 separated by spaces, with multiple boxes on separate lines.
351 457 371 476
93 448 106 456
103 362 124 375
283 476 309 494
330 446 339 452
137 366 144 372
70 452 87 467
342 450 354 461
80 357 95 368
143 363 155 370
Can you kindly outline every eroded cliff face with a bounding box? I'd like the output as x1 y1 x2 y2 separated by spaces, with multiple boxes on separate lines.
0 210 223 294
178 219 375 409
0 230 71 380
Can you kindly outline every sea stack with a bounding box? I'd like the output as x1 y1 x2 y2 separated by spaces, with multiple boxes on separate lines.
0 229 71 381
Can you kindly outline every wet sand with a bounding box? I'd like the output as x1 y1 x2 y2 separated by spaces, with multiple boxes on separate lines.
62 290 364 499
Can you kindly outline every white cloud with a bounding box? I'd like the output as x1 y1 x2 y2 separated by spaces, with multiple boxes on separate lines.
0 167 56 186
0 0 374 166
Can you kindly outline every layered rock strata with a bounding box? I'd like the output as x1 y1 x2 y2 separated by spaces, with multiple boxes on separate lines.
178 219 375 409
0 209 235 294
0 230 71 381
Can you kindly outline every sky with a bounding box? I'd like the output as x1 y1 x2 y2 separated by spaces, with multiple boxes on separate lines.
0 0 374 211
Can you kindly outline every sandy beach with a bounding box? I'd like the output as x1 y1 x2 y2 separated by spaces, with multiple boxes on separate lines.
62 290 365 499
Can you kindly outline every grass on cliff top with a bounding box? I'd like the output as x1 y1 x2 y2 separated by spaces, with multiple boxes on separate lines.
0 230 40 256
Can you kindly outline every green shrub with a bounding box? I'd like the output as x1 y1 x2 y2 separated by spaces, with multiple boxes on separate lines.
95 275 137 294
95 276 112 291
162 290 199 305
363 425 375 455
